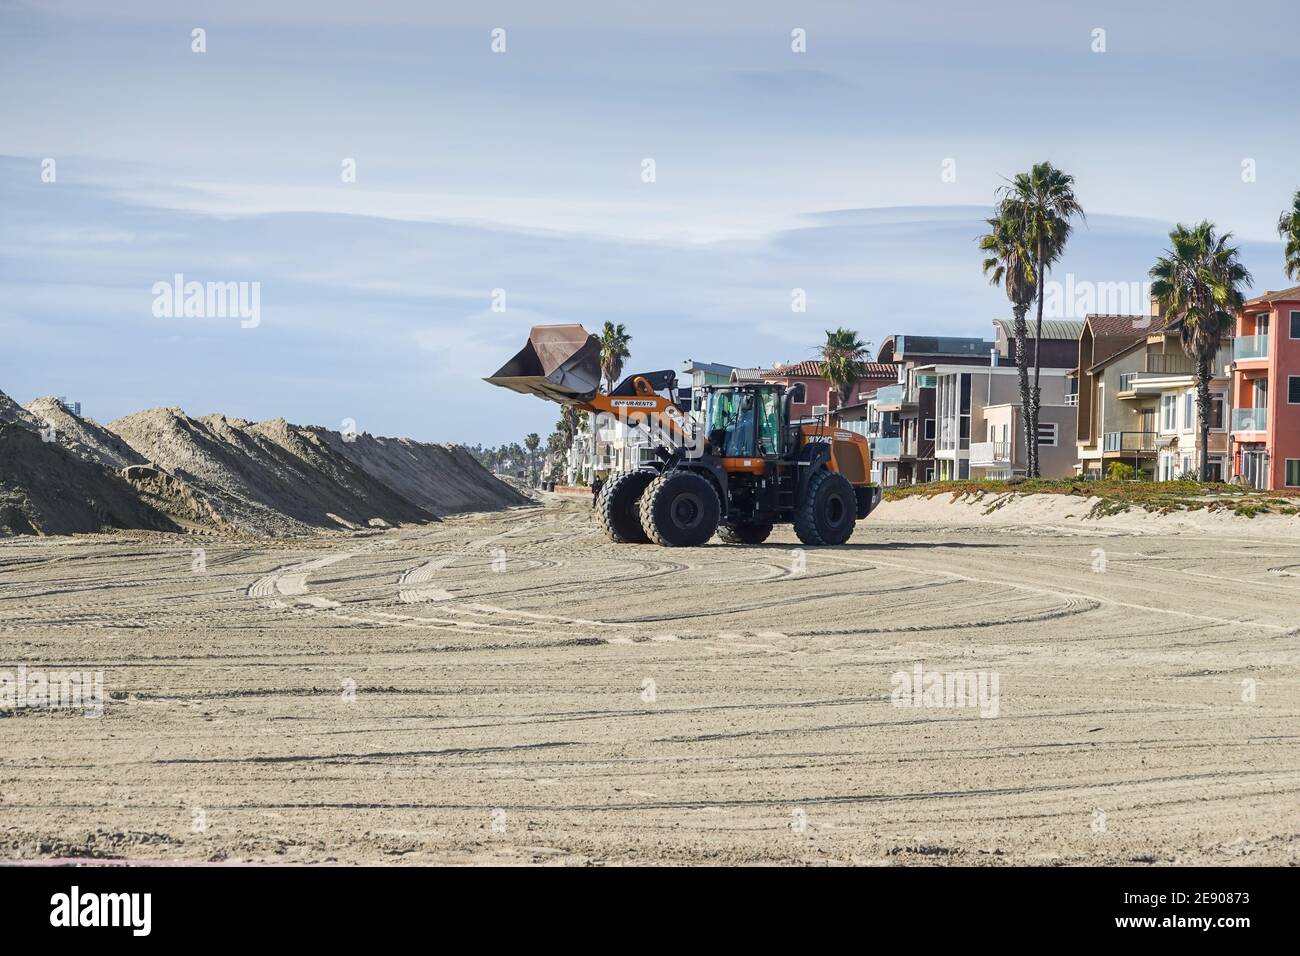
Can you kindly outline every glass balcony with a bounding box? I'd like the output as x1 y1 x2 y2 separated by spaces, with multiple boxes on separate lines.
1103 431 1157 452
872 436 901 459
1231 407 1267 432
969 441 1011 464
873 383 905 406
1233 335 1269 361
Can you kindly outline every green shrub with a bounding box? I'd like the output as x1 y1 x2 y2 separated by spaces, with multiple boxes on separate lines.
1105 462 1135 481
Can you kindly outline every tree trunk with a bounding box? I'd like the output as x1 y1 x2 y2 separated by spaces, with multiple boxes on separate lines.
1197 350 1212 482
1012 303 1034 478
1030 239 1045 478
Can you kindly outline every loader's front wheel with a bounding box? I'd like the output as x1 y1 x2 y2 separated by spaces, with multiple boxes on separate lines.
793 470 856 546
595 469 655 543
640 470 720 547
716 520 773 545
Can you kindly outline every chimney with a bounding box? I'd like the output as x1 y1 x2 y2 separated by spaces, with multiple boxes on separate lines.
1150 295 1163 320
990 347 999 368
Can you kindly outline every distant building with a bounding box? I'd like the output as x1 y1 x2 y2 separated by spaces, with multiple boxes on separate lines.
1229 284 1300 489
992 318 1084 368
681 360 736 421
753 359 899 420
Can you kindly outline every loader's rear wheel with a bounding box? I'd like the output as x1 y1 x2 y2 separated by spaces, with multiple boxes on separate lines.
717 520 773 545
793 470 856 546
639 470 720 547
594 469 655 543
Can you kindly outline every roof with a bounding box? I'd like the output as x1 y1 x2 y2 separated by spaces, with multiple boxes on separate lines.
729 367 773 382
1244 284 1300 306
682 360 735 376
993 318 1084 341
1085 313 1151 338
876 334 996 363
769 359 898 379
1085 323 1183 374
1082 314 1154 366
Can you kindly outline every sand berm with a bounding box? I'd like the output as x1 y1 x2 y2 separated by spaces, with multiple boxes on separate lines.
0 389 525 536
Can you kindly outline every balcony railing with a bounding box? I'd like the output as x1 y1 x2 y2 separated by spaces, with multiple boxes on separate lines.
1231 407 1267 432
1103 431 1158 452
873 383 905 406
1234 335 1269 361
872 436 901 459
1064 392 1079 406
969 441 1011 464
1144 352 1194 375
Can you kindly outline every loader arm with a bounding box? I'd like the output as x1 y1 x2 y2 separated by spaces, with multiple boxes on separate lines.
484 324 689 443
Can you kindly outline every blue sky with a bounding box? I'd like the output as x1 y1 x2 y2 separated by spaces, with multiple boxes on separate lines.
2 0 1297 443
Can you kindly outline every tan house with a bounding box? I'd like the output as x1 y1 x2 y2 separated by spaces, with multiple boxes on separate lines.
1072 312 1232 479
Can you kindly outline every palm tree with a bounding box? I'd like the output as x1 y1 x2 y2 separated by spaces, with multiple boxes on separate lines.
1149 222 1252 482
819 328 870 408
979 211 1037 473
1279 189 1300 281
998 162 1085 476
524 432 541 485
599 322 632 392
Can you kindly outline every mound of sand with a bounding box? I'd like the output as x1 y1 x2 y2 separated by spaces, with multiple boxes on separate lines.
108 409 438 535
0 423 180 535
2 385 526 537
0 389 40 429
24 396 147 470
305 427 528 516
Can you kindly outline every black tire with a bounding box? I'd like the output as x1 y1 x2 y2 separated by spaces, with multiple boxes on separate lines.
717 520 773 545
639 470 720 547
793 470 856 545
594 470 655 543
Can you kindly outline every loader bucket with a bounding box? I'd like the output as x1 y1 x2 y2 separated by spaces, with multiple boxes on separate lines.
484 324 603 405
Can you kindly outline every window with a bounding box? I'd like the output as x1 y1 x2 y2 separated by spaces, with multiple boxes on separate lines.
1291 311 1300 339
1290 376 1300 405
1257 313 1270 335
1161 394 1177 432
923 418 935 440
1209 394 1225 430
1037 422 1058 447
1183 392 1194 430
789 383 807 405
1287 460 1300 488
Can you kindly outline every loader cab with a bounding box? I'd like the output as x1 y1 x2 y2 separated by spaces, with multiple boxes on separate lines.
704 384 786 459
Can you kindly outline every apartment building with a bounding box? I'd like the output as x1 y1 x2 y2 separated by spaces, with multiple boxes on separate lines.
1073 313 1152 477
861 335 997 484
931 363 1077 479
1230 285 1300 489
1072 312 1233 479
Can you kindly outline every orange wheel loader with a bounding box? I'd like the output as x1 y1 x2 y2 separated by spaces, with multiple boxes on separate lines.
485 324 880 546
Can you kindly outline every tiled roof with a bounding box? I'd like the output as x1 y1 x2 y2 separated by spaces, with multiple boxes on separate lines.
730 367 773 382
1085 313 1151 338
771 360 898 378
1245 284 1300 305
